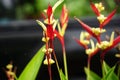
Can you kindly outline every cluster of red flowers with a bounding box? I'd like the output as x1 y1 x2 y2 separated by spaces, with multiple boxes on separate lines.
74 2 120 61
36 0 68 79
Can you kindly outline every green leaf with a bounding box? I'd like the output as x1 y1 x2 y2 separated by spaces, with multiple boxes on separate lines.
102 61 119 80
103 65 119 80
84 67 101 80
102 61 111 76
18 45 45 80
59 69 67 80
117 65 120 79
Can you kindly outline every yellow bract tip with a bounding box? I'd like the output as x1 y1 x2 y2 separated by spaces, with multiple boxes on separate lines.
36 20 46 31
95 2 105 12
97 14 106 24
92 28 106 36
97 41 110 50
115 54 120 58
42 37 49 42
7 71 15 76
85 40 96 55
6 64 13 70
80 31 90 45
110 32 114 46
43 58 55 65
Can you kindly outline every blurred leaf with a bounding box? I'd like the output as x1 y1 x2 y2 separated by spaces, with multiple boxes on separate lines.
59 69 67 80
102 61 119 80
84 67 101 80
18 45 45 80
102 61 111 76
118 64 120 79
23 3 34 14
103 65 119 80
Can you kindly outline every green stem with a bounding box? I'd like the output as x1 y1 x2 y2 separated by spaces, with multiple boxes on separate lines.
60 37 68 80
87 55 91 80
63 47 68 80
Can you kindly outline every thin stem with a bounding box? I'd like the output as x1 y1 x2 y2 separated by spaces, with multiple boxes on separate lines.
51 40 62 79
47 54 52 80
52 50 62 79
63 45 68 80
100 59 105 78
87 55 91 80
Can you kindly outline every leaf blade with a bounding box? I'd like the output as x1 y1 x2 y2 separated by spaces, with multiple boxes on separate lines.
84 67 101 80
18 45 45 80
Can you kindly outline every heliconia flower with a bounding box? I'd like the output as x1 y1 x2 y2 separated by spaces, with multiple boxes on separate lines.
42 48 53 54
59 4 68 36
44 0 64 13
42 47 55 65
100 8 117 28
47 4 52 20
74 31 90 49
98 32 120 59
74 17 104 43
43 0 64 25
46 24 54 39
53 4 68 49
5 62 17 80
43 57 55 65
90 2 101 16
36 4 57 66
74 17 93 35
90 2 117 28
91 28 106 36
95 2 105 12
86 40 99 56
97 14 106 24
97 32 115 50
36 20 58 41
44 4 55 25
36 0 65 79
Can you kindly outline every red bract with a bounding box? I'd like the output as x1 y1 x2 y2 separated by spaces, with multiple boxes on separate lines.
101 36 120 59
47 24 54 40
60 5 68 27
100 8 117 28
74 38 88 49
90 2 100 16
74 18 92 34
90 2 117 28
74 17 101 43
90 48 99 57
47 4 52 21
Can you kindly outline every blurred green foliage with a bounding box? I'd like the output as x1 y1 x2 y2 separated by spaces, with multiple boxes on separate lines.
13 0 120 19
